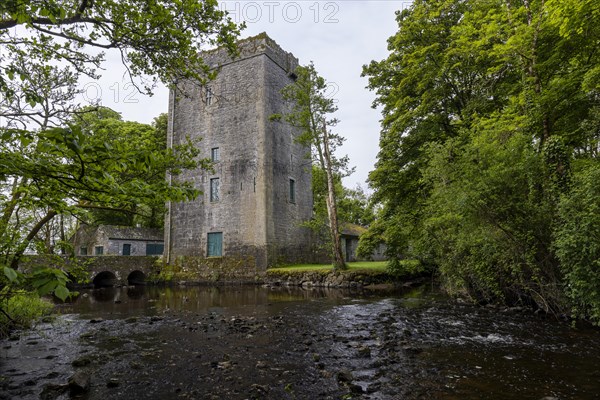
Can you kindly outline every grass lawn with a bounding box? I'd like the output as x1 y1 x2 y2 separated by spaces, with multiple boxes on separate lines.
268 261 388 273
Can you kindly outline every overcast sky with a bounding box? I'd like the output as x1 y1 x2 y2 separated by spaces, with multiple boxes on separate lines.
85 1 411 189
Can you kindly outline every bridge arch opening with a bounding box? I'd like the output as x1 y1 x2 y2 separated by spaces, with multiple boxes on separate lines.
93 271 118 288
127 270 146 286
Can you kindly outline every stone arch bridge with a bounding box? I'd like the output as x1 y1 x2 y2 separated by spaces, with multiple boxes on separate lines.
20 255 161 288
78 256 161 287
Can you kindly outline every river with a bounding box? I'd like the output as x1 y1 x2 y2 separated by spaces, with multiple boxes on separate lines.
1 284 599 399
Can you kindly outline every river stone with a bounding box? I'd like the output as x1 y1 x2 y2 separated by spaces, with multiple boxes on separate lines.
250 384 269 395
71 356 92 367
68 371 90 394
336 369 353 384
217 361 232 370
402 345 423 355
40 383 68 400
349 383 364 394
357 346 372 358
106 378 120 388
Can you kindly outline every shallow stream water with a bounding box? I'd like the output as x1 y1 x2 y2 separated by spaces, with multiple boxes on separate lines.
1 285 600 399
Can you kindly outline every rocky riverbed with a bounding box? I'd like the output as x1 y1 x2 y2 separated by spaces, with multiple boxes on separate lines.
1 285 600 399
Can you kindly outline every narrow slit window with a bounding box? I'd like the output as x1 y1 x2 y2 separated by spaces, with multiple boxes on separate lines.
205 87 213 105
210 178 220 202
289 178 296 203
211 147 220 162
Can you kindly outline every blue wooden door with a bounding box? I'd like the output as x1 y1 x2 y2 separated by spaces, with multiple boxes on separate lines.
207 232 222 257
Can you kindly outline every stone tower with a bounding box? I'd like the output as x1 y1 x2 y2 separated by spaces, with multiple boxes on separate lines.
165 33 313 270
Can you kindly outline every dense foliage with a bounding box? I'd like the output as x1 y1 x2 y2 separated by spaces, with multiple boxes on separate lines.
0 0 240 101
72 109 190 229
363 0 600 321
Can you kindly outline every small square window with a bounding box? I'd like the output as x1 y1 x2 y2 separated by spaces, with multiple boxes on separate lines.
94 246 104 255
289 178 296 203
207 232 223 257
80 247 88 256
211 147 220 162
210 178 220 202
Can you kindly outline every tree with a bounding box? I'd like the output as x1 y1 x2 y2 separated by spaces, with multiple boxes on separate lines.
0 105 204 273
71 108 185 229
0 1 241 103
0 1 241 319
275 63 350 270
363 0 600 318
338 185 376 228
0 102 203 330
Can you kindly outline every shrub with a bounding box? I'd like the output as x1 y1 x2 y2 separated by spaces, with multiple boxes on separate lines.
555 161 600 324
0 290 53 337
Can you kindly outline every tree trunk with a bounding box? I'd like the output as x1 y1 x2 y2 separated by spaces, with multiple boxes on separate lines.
59 214 66 255
321 120 346 270
10 209 57 270
0 177 27 239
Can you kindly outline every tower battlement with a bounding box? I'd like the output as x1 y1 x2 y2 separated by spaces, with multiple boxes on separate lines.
203 33 298 75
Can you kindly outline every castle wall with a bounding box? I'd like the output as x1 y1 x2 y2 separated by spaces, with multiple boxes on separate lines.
262 54 313 265
166 34 313 269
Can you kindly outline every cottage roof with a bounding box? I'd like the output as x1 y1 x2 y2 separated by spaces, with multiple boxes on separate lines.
341 223 367 238
98 225 164 241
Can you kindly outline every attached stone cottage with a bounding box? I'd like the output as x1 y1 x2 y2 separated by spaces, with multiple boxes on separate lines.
72 224 164 256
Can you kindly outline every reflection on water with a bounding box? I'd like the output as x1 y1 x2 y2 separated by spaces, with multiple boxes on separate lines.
62 285 373 318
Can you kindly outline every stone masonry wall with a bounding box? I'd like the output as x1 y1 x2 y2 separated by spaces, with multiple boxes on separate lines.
263 45 314 266
166 33 314 269
106 240 163 256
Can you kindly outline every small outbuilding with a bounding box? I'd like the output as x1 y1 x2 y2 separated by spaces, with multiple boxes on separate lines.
72 224 164 256
340 224 366 262
340 223 387 262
